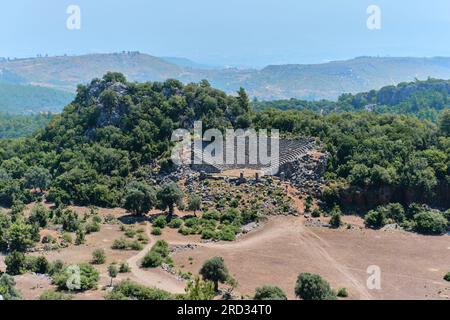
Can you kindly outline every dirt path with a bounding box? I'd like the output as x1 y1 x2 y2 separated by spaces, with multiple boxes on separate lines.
126 223 186 294
285 184 372 299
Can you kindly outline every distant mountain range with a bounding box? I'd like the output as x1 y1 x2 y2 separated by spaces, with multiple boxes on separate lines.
2 53 450 113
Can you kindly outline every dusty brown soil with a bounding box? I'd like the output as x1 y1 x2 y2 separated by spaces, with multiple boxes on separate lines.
169 216 450 300
1 198 449 300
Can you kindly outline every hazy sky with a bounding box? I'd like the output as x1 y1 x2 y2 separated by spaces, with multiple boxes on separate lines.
1 0 450 67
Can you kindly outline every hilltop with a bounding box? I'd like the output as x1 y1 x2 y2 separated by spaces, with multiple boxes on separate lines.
2 54 450 111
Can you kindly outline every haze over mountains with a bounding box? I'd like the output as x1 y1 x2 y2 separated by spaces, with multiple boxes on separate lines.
2 52 450 113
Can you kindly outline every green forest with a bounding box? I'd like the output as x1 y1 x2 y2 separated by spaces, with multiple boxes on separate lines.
0 73 449 235
0 113 52 138
254 78 450 122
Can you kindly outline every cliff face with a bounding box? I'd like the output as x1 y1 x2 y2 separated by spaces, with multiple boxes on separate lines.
338 183 450 212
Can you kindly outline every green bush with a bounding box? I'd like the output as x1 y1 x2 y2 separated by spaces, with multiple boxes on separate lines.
254 286 287 300
124 228 136 238
217 227 236 241
141 251 163 268
153 216 167 229
444 272 450 282
106 280 173 300
295 273 336 300
91 249 106 265
0 274 22 300
337 288 348 298
168 218 183 229
202 210 220 221
119 262 131 273
311 209 322 218
85 222 100 234
201 228 217 240
62 232 73 244
28 204 49 228
141 240 170 268
25 256 50 274
39 290 73 300
414 211 448 235
5 251 26 275
112 238 128 250
364 210 386 229
53 263 99 291
112 238 143 250
151 227 162 236
329 212 342 229
179 226 193 236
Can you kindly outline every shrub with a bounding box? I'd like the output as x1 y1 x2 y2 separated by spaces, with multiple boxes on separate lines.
124 228 136 238
153 216 167 229
39 290 73 300
49 260 64 275
311 209 321 218
53 263 99 291
184 218 199 228
137 233 148 243
217 227 236 241
75 229 85 245
106 280 173 300
151 227 162 236
112 238 142 250
443 210 450 224
254 286 287 300
414 211 448 235
295 273 336 300
364 209 386 229
62 232 73 244
141 240 170 268
203 210 220 221
179 226 193 236
119 262 131 273
25 256 50 274
329 212 342 229
61 210 80 232
0 274 22 300
42 235 55 244
28 204 49 228
5 251 26 275
220 208 241 225
337 288 349 298
184 276 215 300
91 249 106 265
168 218 183 229
141 251 163 268
112 238 128 250
130 241 144 251
383 203 406 224
85 222 100 234
201 228 217 240
444 272 450 282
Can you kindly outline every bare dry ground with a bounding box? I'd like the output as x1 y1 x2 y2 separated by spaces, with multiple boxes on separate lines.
1 205 449 300
169 216 450 300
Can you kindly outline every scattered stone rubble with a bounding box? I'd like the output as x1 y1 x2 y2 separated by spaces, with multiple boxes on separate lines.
169 244 198 254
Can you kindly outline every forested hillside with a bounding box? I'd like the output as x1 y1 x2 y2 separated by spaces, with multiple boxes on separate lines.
0 113 52 138
0 83 74 114
0 73 252 208
0 73 448 221
254 78 450 122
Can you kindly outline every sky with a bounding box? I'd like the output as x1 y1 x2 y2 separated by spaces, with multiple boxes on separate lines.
1 0 450 68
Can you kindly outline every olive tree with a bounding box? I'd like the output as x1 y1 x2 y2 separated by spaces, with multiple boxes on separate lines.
199 256 230 292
